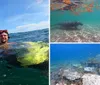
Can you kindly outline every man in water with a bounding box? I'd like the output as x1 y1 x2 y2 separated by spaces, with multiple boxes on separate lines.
0 30 18 68
0 30 10 50
0 30 9 45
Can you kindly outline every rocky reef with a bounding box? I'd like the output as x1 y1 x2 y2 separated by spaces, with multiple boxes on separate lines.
51 54 100 85
83 54 100 74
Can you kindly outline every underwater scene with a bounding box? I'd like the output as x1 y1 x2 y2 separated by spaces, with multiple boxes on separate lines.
50 44 100 85
51 0 100 42
0 29 49 85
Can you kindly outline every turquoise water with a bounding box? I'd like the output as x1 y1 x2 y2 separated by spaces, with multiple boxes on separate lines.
51 8 100 26
51 4 100 42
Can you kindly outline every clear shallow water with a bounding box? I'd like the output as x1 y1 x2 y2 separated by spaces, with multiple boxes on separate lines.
51 2 100 42
0 28 49 85
51 3 100 26
50 44 100 70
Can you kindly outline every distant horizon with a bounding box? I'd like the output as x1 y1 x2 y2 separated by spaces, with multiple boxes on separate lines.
9 28 48 33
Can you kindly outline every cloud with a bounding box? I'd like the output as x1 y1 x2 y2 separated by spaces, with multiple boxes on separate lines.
6 12 42 23
26 3 35 10
5 1 49 33
36 0 43 4
9 21 49 33
26 0 48 11
6 2 49 23
26 0 44 10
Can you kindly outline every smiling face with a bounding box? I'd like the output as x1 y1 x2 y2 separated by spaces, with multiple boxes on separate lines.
0 32 8 44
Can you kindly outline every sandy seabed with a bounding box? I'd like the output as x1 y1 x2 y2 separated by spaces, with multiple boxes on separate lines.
51 24 100 42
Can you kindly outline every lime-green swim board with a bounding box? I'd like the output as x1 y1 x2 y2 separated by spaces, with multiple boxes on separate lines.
0 41 49 67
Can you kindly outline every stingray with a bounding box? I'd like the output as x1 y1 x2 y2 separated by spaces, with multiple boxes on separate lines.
57 21 83 30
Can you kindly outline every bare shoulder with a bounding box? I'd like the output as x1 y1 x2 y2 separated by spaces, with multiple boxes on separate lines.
8 42 17 44
0 43 9 49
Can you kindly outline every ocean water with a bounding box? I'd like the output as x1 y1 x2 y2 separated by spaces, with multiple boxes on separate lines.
51 1 100 42
0 28 49 85
51 4 100 26
9 28 49 43
50 44 100 71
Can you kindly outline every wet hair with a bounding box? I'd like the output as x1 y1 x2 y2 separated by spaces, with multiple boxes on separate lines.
0 30 10 38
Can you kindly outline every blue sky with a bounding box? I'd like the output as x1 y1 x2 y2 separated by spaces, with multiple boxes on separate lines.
0 0 49 33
